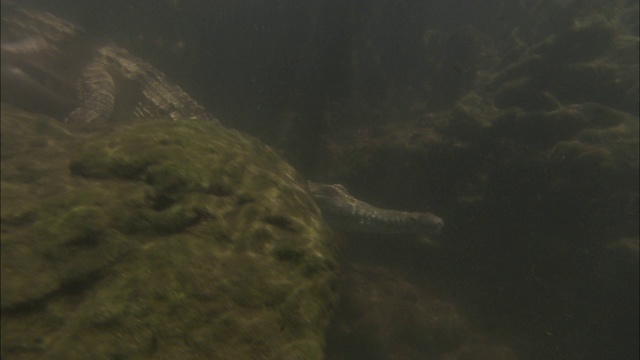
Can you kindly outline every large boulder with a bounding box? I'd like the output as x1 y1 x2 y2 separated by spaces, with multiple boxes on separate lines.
1 104 338 360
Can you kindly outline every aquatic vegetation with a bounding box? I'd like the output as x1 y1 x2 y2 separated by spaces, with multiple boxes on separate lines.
1 106 337 359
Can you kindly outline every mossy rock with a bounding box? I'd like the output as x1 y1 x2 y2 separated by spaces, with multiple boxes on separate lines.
1 104 338 360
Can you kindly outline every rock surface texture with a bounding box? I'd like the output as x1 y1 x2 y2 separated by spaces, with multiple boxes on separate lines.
1 105 338 360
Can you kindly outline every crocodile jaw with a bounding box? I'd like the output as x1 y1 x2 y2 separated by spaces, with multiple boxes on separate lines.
309 182 444 236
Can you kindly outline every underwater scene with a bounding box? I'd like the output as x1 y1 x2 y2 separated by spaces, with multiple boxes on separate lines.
1 0 638 359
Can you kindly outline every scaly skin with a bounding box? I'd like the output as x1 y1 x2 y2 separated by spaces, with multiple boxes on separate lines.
1 5 444 237
1 4 218 124
309 182 444 236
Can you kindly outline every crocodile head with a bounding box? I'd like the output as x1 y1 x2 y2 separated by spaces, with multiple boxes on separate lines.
308 182 444 238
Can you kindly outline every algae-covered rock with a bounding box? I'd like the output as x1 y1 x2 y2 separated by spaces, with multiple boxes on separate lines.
1 104 338 360
325 264 517 360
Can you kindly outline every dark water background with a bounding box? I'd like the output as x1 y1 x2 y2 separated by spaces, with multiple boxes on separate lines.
6 0 639 359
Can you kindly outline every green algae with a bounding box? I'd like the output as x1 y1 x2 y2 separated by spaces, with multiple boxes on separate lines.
1 104 338 359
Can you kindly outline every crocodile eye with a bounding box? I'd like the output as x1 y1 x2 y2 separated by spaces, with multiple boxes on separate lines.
320 187 341 197
333 184 348 192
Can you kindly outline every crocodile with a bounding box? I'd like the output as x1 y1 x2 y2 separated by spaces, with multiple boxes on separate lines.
309 182 444 236
1 4 444 239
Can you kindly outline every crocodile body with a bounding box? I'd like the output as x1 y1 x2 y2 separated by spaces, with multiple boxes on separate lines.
1 5 443 238
1 5 217 124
